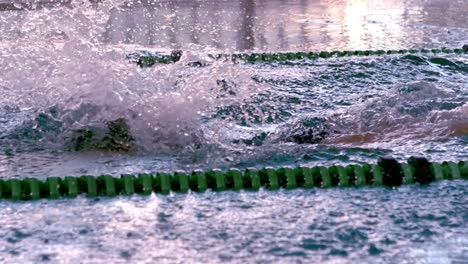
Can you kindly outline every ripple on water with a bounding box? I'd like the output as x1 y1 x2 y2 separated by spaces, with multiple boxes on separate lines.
0 181 466 263
0 1 467 263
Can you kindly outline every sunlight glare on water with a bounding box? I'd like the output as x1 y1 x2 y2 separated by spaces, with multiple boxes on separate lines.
0 0 467 263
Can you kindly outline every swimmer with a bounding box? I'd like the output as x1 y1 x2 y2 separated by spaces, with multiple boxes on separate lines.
241 82 467 146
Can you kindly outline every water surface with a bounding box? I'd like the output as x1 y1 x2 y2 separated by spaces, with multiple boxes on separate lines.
0 0 467 262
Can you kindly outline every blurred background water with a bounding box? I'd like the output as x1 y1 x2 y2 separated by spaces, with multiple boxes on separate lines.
0 0 467 263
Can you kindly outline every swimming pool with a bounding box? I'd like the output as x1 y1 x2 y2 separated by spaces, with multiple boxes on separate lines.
0 0 467 262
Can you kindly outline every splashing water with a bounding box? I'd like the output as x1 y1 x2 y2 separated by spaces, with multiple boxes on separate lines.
1 0 468 263
0 0 267 156
0 0 468 176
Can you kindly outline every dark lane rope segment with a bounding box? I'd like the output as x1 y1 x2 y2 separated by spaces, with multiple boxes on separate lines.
0 158 467 200
132 46 468 67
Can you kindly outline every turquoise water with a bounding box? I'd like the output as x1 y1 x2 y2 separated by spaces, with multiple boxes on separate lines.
0 0 467 262
1 50 467 178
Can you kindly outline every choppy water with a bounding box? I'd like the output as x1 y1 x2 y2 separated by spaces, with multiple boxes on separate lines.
1 181 468 263
0 0 467 262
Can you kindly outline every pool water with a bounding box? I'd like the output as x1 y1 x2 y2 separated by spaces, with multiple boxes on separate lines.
0 0 467 262
1 181 467 263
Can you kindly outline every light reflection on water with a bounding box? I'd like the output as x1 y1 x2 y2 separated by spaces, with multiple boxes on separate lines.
0 0 466 177
0 0 467 263
1 0 468 50
0 180 467 263
100 0 468 51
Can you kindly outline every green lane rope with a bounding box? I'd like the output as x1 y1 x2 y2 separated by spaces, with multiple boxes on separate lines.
133 46 468 67
0 158 467 201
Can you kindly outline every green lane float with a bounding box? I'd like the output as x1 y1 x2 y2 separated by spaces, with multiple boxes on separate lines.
131 46 468 67
0 158 467 201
